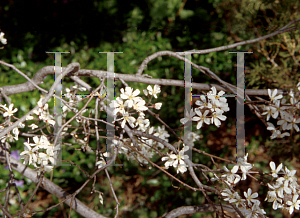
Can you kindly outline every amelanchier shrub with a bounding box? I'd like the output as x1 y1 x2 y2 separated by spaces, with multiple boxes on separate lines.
0 18 300 218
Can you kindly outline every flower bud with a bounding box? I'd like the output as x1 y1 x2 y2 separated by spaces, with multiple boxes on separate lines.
154 103 162 110
143 89 148 96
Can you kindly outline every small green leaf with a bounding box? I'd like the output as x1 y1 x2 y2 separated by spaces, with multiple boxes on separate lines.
179 9 194 19
146 179 159 186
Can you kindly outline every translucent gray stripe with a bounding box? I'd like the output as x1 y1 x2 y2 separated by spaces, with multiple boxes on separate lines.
106 53 117 165
46 51 70 166
184 54 193 165
99 52 123 166
229 51 252 162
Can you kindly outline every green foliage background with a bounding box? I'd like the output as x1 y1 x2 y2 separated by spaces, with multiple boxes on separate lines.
0 0 299 217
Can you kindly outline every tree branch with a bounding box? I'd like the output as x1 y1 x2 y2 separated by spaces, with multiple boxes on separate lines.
0 66 296 97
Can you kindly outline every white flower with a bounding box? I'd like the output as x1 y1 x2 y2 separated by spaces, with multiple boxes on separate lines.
211 108 226 127
162 147 189 174
268 89 283 102
26 115 35 120
271 130 290 139
0 32 7 44
221 189 239 203
64 88 72 99
244 188 260 206
29 124 38 130
45 143 56 156
36 164 54 175
169 146 189 168
291 116 300 132
270 130 280 139
18 122 25 128
207 98 221 112
275 177 292 198
162 155 175 169
39 152 56 165
135 116 150 132
265 190 283 210
192 109 210 129
282 166 297 184
180 109 196 125
109 97 127 115
20 141 39 166
262 106 276 121
269 161 283 178
12 128 19 141
186 132 200 143
147 85 161 98
33 101 48 116
41 111 55 126
176 164 187 174
219 101 230 112
99 193 104 205
195 96 212 109
244 202 266 218
266 122 276 131
287 194 300 214
33 135 50 149
0 104 18 117
207 87 227 104
231 153 253 180
120 87 140 108
221 166 241 185
154 126 170 140
119 112 136 128
96 157 106 169
132 99 148 112
277 112 293 130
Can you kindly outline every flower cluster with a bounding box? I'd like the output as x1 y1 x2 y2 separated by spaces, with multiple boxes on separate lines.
0 96 57 174
109 85 169 165
1 68 299 215
212 153 254 184
112 124 170 165
64 84 87 102
0 104 24 143
215 154 265 217
159 86 229 174
62 83 88 116
221 187 266 217
32 96 56 126
180 87 229 129
265 162 300 215
261 88 300 139
20 136 56 174
109 85 162 129
214 152 300 216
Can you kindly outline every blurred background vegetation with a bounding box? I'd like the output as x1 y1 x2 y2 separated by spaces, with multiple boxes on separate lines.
0 0 300 217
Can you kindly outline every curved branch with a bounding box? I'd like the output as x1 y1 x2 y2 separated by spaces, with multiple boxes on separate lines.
0 65 296 97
